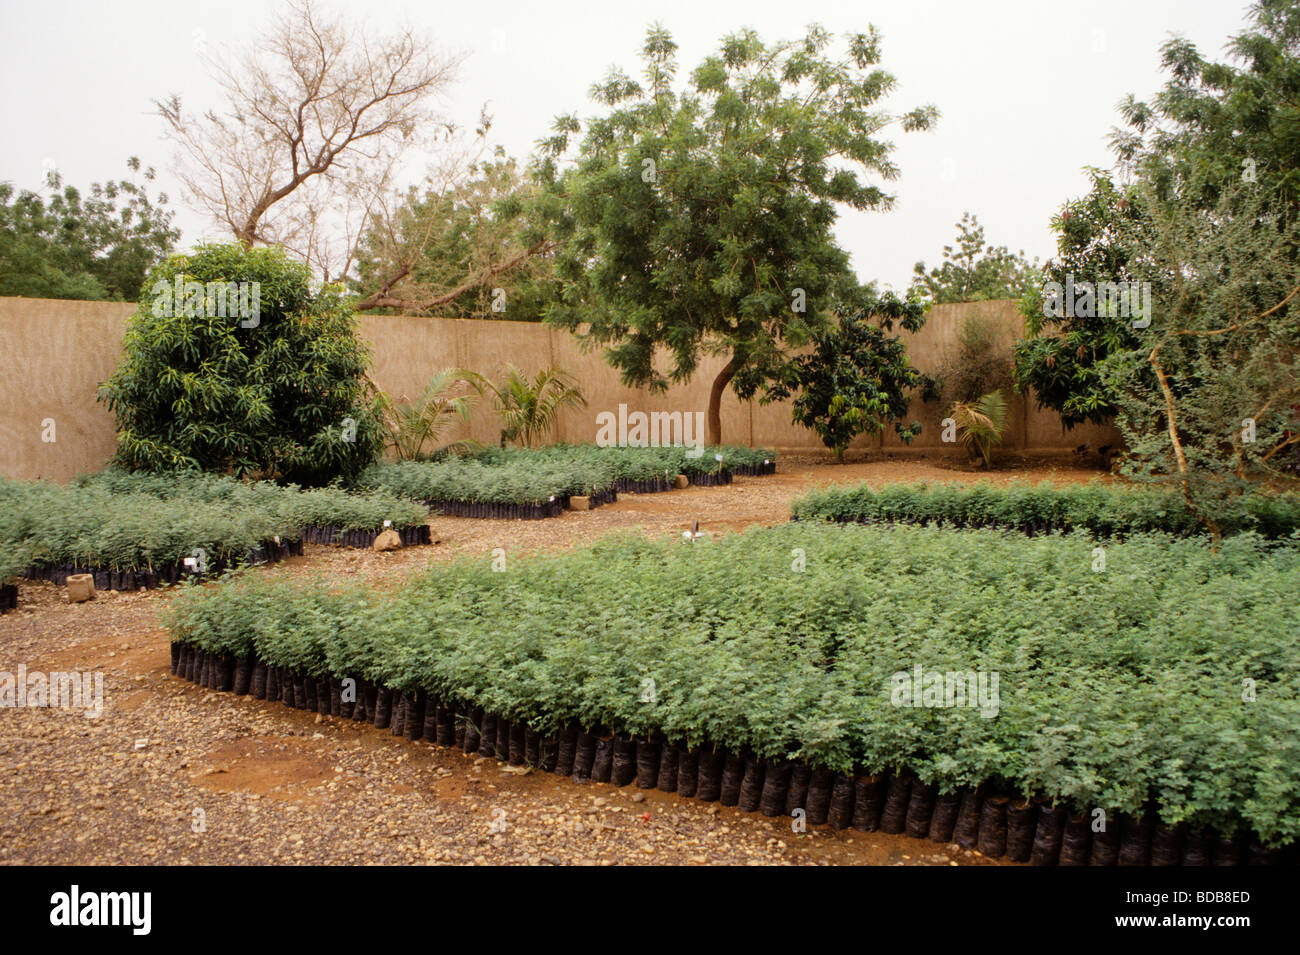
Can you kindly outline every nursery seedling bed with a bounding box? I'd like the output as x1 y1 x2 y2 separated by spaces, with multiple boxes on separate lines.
426 489 622 521
687 469 733 487
425 499 568 520
166 524 1300 859
730 463 776 477
23 538 303 592
791 481 1300 539
614 476 674 494
168 646 1291 867
299 524 432 547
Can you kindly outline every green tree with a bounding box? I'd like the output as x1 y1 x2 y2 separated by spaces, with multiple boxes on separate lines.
0 158 178 301
540 23 937 445
1012 169 1146 428
773 291 931 461
98 243 383 485
1109 0 1300 212
351 152 561 320
1098 182 1300 533
910 212 1040 304
1015 1 1300 426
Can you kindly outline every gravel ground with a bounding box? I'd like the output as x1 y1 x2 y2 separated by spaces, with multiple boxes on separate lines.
0 454 1104 865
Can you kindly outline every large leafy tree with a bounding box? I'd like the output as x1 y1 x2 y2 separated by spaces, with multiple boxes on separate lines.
1109 0 1300 211
98 243 383 485
1012 169 1148 427
770 291 932 460
909 212 1040 305
1099 181 1300 533
540 23 937 445
1015 0 1300 427
0 158 178 301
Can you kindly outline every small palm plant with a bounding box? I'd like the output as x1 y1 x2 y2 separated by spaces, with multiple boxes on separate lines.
469 365 586 448
948 389 1008 468
374 369 477 461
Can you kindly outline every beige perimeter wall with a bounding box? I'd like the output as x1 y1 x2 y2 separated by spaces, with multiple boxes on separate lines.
0 296 1119 482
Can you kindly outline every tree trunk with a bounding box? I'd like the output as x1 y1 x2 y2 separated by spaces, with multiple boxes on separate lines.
706 357 737 447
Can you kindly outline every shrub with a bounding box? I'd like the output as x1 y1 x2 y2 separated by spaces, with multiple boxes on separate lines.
773 295 930 460
97 243 384 485
374 369 477 461
947 390 1008 467
468 365 585 448
935 313 1014 405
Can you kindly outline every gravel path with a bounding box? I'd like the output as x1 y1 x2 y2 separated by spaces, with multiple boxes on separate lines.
0 454 1102 865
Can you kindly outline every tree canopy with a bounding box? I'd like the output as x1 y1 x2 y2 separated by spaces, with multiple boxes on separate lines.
910 212 1039 305
0 158 178 301
1014 0 1300 428
540 23 937 444
350 152 560 320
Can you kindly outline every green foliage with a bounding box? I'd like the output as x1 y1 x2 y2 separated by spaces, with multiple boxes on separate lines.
1012 169 1147 427
791 479 1300 539
0 478 293 573
540 23 937 441
0 541 32 585
1096 182 1300 527
363 457 602 506
1015 3 1300 428
0 470 427 572
275 487 426 532
469 365 586 448
948 390 1008 468
362 443 777 505
770 291 931 459
1109 0 1300 215
168 523 1300 846
374 369 477 461
98 243 384 485
909 212 1040 305
351 151 561 320
0 158 179 301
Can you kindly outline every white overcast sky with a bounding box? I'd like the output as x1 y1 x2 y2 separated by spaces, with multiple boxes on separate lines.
0 0 1259 291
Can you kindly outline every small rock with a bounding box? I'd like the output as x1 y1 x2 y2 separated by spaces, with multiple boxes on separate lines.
372 529 403 552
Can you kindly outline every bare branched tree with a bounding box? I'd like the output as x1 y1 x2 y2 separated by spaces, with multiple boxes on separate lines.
157 0 460 280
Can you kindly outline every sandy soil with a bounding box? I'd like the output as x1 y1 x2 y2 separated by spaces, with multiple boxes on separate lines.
0 453 1106 866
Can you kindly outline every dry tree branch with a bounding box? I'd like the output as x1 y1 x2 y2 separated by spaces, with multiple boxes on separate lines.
157 0 460 276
